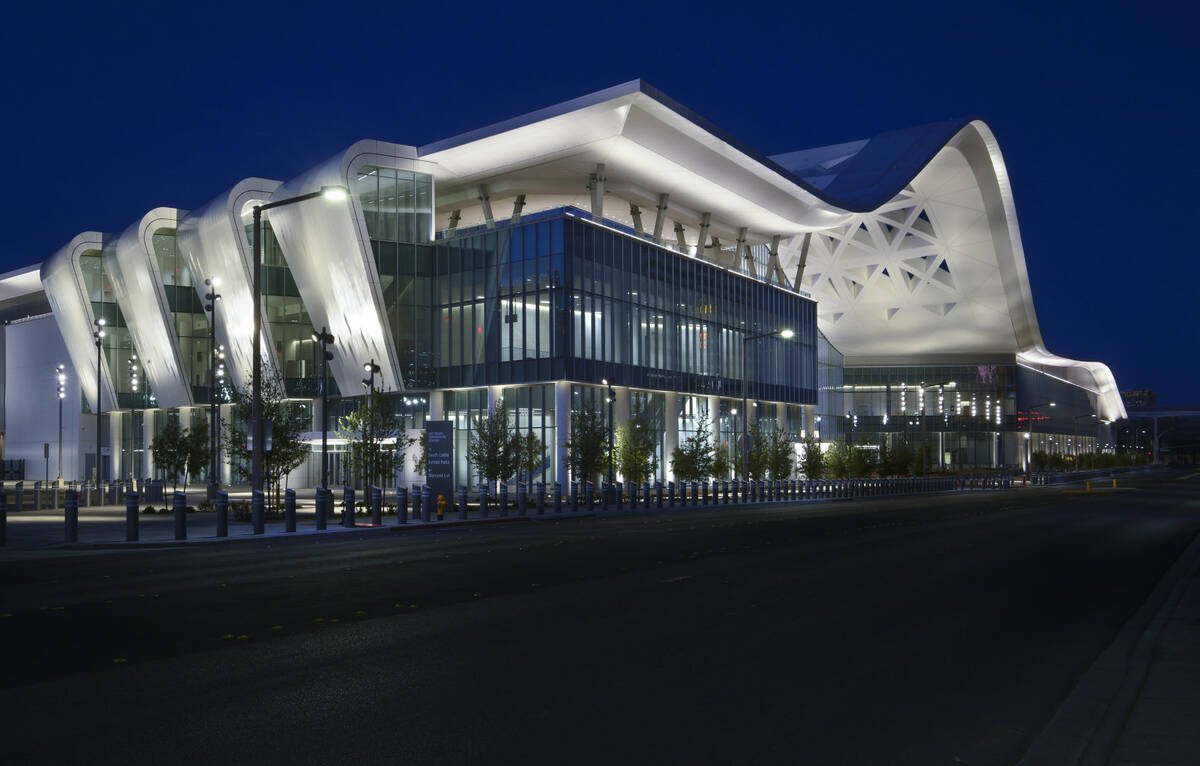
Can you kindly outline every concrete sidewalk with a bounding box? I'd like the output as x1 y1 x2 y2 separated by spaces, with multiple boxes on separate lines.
1020 525 1200 765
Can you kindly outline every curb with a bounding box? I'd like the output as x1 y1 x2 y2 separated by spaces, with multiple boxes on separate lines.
1017 527 1200 765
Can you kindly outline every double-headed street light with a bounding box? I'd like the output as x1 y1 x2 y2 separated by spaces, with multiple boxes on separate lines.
204 277 221 498
312 327 335 490
55 365 66 484
362 359 381 488
251 185 349 501
740 328 794 480
92 317 106 488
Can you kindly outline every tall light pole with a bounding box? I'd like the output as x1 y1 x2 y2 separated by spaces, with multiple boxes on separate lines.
918 380 955 470
127 356 140 479
602 378 614 489
92 317 106 488
312 327 335 490
1025 400 1056 470
204 277 221 498
740 328 793 480
362 359 380 488
251 185 348 496
55 365 66 484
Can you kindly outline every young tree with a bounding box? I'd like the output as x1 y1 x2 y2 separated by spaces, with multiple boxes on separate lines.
222 368 310 508
766 430 796 480
566 406 608 487
337 389 413 490
413 430 428 479
615 411 658 486
849 445 877 478
184 425 210 493
150 419 187 492
516 430 547 484
467 400 518 490
877 441 892 476
670 414 714 482
799 434 824 480
744 422 769 480
711 443 732 480
825 439 850 479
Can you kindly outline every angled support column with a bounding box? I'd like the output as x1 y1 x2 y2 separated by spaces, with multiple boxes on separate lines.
765 234 791 288
674 221 688 251
446 209 461 238
477 185 494 229
588 163 606 222
629 203 644 235
696 213 712 260
737 227 756 277
793 232 812 288
511 194 526 224
652 193 670 242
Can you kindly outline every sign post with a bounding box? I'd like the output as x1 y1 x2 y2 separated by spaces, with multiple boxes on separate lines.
425 421 454 506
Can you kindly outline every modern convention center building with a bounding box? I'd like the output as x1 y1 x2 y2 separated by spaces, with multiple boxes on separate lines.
0 80 1125 487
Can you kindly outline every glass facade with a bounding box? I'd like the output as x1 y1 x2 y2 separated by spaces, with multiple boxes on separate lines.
432 209 817 403
152 229 212 403
81 251 146 410
838 362 1099 468
245 219 323 397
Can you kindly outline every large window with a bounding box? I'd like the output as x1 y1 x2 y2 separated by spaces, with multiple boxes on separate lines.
81 251 145 410
152 230 212 403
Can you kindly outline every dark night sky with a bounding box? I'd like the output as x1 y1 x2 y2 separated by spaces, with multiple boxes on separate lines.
1 2 1195 404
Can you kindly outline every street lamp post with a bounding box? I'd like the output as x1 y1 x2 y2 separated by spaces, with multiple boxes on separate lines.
127 356 140 480
250 185 348 497
312 327 335 490
204 277 221 499
55 365 66 484
92 318 106 488
1025 400 1056 471
602 379 614 491
740 329 793 480
361 359 381 488
918 381 955 471
1072 413 1096 463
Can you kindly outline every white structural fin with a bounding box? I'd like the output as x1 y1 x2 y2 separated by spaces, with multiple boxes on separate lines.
106 208 193 408
266 140 428 395
177 178 283 390
40 232 117 413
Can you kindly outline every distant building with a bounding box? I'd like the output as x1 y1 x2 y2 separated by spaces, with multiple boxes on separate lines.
1122 390 1158 408
0 81 1124 485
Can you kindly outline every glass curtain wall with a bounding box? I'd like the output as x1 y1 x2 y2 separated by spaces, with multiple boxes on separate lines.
355 165 436 390
244 218 321 396
152 230 211 403
81 251 147 410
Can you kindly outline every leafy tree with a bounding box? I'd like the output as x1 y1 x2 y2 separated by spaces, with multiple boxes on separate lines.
766 430 796 480
743 422 770 480
467 400 519 489
150 418 187 492
222 368 310 508
910 442 931 476
799 434 824 480
615 411 658 486
671 415 714 482
849 446 877 478
516 430 547 484
877 441 891 476
889 440 914 477
413 430 428 478
712 443 732 480
184 425 210 492
825 439 850 479
337 389 412 489
566 406 608 486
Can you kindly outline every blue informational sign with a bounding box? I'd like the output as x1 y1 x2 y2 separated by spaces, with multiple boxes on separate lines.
425 420 454 501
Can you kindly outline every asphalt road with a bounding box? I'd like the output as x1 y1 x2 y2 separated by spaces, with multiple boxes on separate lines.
2 470 1197 765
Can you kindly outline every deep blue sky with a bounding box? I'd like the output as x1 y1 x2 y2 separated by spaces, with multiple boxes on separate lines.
1 2 1195 404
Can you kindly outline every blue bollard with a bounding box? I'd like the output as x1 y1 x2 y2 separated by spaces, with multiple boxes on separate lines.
518 483 528 516
64 489 78 543
216 490 229 536
586 482 594 512
421 486 432 522
341 486 355 528
536 481 545 515
126 490 139 542
554 482 563 514
480 484 489 518
397 486 408 524
173 490 187 540
499 484 508 518
370 486 382 526
458 486 468 520
285 488 297 532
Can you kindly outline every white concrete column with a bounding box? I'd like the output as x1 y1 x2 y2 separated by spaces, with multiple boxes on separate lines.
555 381 570 486
487 385 503 414
615 386 630 425
428 390 445 421
664 391 679 481
707 395 720 446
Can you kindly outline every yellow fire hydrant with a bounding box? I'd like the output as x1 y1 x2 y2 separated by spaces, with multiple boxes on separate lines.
437 494 447 521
